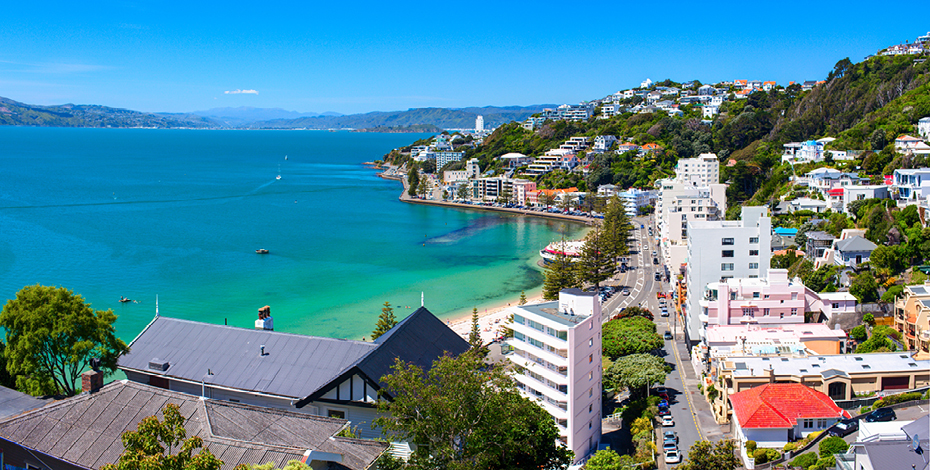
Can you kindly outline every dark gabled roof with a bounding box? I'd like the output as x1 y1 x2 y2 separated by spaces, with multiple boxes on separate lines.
0 380 387 470
120 308 469 406
118 316 378 399
0 385 46 420
834 236 877 253
360 307 470 390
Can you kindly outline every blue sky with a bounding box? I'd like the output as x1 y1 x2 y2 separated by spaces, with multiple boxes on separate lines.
1 1 926 115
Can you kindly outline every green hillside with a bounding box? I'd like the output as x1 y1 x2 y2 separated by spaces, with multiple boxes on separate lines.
0 97 216 128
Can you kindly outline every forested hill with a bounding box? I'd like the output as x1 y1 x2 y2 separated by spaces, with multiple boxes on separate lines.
249 105 555 129
0 97 217 128
389 54 928 218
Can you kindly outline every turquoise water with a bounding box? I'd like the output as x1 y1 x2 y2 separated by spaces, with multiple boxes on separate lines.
0 127 586 342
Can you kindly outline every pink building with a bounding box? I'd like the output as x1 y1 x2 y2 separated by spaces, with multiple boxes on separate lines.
699 269 806 328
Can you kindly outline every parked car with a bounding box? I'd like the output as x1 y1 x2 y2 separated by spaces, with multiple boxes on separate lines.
664 450 681 464
829 417 859 437
664 330 673 340
661 415 675 426
662 441 677 453
661 309 669 317
664 431 679 444
657 405 671 416
864 407 897 422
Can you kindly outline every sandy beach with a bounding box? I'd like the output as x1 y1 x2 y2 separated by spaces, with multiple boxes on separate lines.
446 292 546 344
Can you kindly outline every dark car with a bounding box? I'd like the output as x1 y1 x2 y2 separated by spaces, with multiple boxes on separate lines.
657 405 671 416
664 330 673 340
864 407 896 422
829 417 859 437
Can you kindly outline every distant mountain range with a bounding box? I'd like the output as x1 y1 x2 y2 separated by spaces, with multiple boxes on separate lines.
0 96 554 131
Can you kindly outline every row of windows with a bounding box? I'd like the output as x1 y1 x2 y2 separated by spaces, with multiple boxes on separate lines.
722 250 760 257
523 368 568 395
742 308 798 318
512 331 568 358
722 237 760 245
721 263 760 271
512 314 567 341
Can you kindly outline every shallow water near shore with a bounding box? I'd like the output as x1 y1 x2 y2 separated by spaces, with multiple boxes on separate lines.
0 127 587 342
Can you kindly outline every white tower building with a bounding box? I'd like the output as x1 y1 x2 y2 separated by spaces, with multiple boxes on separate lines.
475 115 484 132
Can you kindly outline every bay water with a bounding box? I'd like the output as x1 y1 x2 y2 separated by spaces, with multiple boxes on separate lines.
0 127 586 342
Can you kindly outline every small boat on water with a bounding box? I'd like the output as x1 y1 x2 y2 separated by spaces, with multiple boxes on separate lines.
256 249 269 254
276 175 281 180
119 296 133 303
539 240 585 264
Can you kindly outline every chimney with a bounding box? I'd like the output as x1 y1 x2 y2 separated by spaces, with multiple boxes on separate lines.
82 369 103 393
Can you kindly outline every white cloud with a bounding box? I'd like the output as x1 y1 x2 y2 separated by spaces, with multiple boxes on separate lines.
224 89 259 95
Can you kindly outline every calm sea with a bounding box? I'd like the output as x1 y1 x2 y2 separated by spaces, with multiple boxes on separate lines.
0 127 586 342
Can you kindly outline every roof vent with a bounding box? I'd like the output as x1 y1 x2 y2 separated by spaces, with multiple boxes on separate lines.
148 359 170 371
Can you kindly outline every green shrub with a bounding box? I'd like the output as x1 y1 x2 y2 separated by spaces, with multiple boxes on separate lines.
859 405 872 414
863 313 875 325
789 452 818 470
850 325 867 341
810 455 836 470
818 436 849 458
753 448 770 464
746 440 757 453
874 391 923 408
783 442 798 452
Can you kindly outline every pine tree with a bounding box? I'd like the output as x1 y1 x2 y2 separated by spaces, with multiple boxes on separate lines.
601 195 631 260
469 307 481 348
576 228 615 289
371 301 398 340
542 247 579 300
518 291 527 305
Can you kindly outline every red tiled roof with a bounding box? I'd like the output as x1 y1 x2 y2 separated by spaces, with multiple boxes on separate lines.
827 188 844 196
729 383 850 429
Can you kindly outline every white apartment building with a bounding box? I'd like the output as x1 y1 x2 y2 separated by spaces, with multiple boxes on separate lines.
434 151 465 170
505 289 602 464
675 153 720 186
842 185 889 213
655 179 727 274
442 158 480 183
618 188 656 217
475 115 484 132
592 135 618 152
919 117 930 140
684 206 772 347
892 167 930 202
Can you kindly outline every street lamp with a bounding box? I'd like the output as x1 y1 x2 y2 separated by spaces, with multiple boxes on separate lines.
201 369 214 399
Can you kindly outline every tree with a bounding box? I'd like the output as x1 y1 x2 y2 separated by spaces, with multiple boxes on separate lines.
575 228 615 289
585 447 640 470
469 307 481 348
862 313 875 326
374 350 573 470
407 165 420 197
677 440 740 470
601 196 631 260
456 183 470 201
850 325 867 341
850 272 879 303
603 353 667 398
539 192 555 209
855 330 894 353
416 177 429 198
371 302 398 340
615 306 654 321
1 285 129 397
101 403 223 470
602 316 663 359
818 436 849 458
518 291 527 306
542 250 579 301
789 452 818 470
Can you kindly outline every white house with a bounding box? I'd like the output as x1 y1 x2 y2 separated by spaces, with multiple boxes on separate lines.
788 197 829 213
730 383 850 457
892 168 930 202
919 117 930 140
504 289 603 464
842 185 889 214
592 135 618 153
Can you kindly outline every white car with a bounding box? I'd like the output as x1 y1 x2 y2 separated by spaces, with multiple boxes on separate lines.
665 450 681 464
661 415 675 426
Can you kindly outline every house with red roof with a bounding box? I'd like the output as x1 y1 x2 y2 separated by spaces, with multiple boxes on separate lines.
730 383 850 449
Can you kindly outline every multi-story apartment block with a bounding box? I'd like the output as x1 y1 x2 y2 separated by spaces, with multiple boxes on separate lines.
655 180 727 273
892 168 930 202
618 188 656 217
684 207 771 346
511 180 537 207
893 283 930 353
504 289 603 464
524 149 580 176
471 177 513 202
475 115 484 132
434 151 465 170
699 269 807 331
523 116 548 131
542 103 596 122
674 153 720 185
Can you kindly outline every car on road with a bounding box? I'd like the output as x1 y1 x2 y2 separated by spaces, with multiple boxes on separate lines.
661 309 669 317
664 431 678 444
664 330 673 340
829 417 859 437
661 415 675 426
664 450 681 464
655 272 661 281
622 288 631 296
654 386 669 396
864 407 896 422
653 257 659 265
657 405 670 416
662 441 677 453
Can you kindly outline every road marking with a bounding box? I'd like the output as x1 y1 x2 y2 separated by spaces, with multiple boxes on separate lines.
667 318 705 441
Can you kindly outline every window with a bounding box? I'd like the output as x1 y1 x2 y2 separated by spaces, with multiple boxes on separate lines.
753 292 760 299
722 238 734 245
730 292 737 300
763 308 770 316
803 419 813 429
589 354 593 363
589 338 594 347
749 250 759 256
791 292 798 300
749 262 759 269
749 237 759 244
721 263 734 271
832 302 839 309
742 308 753 317
589 403 593 413
589 371 593 380
791 308 798 316
780 312 784 319
722 250 734 257
589 388 593 398
327 409 346 419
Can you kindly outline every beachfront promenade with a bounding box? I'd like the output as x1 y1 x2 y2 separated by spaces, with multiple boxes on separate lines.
379 165 599 226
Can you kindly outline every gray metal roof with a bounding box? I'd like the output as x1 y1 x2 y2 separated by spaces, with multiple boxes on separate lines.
834 236 877 253
120 307 470 403
0 380 387 470
858 438 929 470
806 231 835 241
119 316 379 399
0 385 46 420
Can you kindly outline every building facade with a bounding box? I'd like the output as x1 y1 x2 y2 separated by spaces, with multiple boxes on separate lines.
893 283 930 353
504 289 603 464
